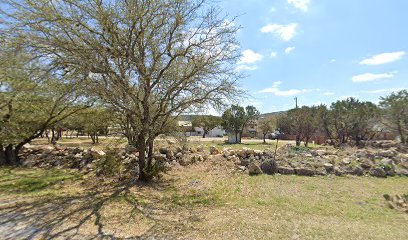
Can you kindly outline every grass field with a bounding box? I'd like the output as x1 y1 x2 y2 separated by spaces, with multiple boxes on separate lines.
1 157 407 239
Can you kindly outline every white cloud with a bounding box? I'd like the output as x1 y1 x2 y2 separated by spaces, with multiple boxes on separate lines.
285 47 296 54
235 65 257 71
360 51 405 65
270 52 278 58
351 73 394 82
361 88 403 94
259 81 316 96
288 0 310 11
261 23 298 41
238 49 263 64
329 59 336 63
323 91 334 96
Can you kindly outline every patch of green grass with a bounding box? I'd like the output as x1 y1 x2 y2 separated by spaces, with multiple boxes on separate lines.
0 167 81 194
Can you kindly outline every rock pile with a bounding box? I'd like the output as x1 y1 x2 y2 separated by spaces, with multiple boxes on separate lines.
229 144 408 178
19 144 212 172
384 194 408 214
18 143 408 178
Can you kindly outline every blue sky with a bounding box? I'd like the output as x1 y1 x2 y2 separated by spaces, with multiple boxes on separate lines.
219 0 408 113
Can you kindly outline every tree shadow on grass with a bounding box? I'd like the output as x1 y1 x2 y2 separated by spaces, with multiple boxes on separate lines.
0 178 192 240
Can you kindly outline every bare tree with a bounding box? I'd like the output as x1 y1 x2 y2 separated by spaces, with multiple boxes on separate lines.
2 0 242 180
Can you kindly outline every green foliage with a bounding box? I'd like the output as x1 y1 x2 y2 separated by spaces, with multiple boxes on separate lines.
191 115 222 137
95 150 122 177
379 90 408 144
324 98 380 146
222 105 260 143
277 106 319 146
0 47 89 164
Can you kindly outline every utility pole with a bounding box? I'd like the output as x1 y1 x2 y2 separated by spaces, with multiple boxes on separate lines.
294 97 298 108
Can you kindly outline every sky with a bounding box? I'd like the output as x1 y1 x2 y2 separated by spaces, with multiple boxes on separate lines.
218 0 408 113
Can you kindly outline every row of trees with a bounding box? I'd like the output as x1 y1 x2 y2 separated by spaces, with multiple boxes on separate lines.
217 90 407 147
277 91 408 147
0 0 242 181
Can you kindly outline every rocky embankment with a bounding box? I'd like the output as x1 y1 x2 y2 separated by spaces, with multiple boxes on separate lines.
231 144 408 177
19 142 408 178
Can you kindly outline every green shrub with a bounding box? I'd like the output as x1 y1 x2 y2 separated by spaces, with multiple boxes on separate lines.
95 150 122 177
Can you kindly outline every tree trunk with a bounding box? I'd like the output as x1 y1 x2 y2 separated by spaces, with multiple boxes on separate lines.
0 144 20 166
397 122 406 144
296 135 301 146
0 145 5 165
51 128 55 142
137 133 147 181
202 131 206 138
147 138 154 170
304 138 309 147
90 133 96 144
263 134 266 143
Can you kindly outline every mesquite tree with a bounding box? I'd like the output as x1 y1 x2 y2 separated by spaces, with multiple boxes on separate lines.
277 106 318 147
258 116 276 143
192 115 222 138
0 48 88 165
2 0 241 180
379 90 408 144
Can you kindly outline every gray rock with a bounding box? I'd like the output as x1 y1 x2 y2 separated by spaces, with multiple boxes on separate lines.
346 166 364 176
166 150 174 159
380 158 393 165
295 168 316 176
314 167 327 176
248 163 263 176
175 152 183 159
370 167 387 178
378 150 397 158
209 146 220 155
395 168 408 176
153 154 167 162
159 147 168 154
323 163 334 172
342 158 351 165
240 158 251 167
334 166 344 176
260 160 277 175
360 159 373 169
237 166 246 171
277 167 295 175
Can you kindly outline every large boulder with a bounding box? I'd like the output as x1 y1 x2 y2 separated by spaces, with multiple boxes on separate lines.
295 168 316 176
248 163 262 176
240 158 251 167
380 158 393 166
370 167 387 178
377 149 397 158
153 153 167 162
323 163 334 173
209 146 220 155
345 166 364 176
395 168 408 176
260 159 277 175
159 147 168 154
277 167 295 175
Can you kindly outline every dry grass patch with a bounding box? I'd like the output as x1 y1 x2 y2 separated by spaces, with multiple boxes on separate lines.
1 157 407 239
